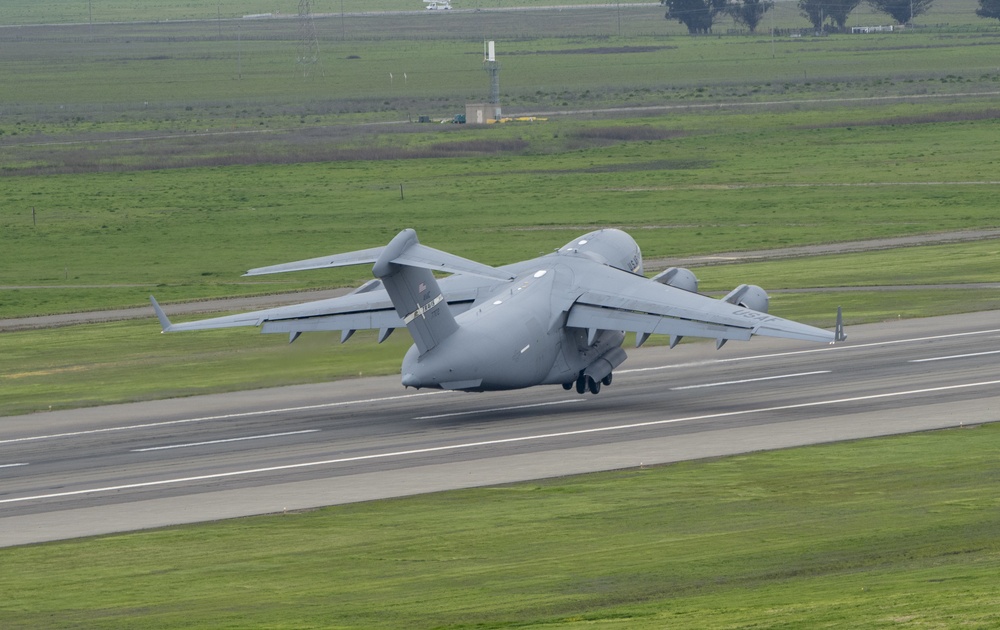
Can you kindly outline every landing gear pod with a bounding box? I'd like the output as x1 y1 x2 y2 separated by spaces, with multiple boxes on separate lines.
569 346 627 395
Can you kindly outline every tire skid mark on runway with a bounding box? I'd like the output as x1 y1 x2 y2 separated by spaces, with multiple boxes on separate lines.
131 430 319 453
669 371 831 391
413 399 585 420
4 378 999 507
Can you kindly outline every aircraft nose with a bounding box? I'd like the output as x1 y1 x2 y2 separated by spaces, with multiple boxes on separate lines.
401 372 420 388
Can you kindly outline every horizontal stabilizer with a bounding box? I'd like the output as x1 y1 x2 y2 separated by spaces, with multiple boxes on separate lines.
244 247 384 276
392 243 514 281
244 236 513 282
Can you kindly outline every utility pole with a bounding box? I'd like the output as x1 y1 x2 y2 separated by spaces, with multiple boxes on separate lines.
237 25 242 79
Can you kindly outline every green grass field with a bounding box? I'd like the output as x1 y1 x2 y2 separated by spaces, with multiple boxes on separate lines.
4 108 1000 315
0 0 631 25
2 0 998 130
2 424 998 628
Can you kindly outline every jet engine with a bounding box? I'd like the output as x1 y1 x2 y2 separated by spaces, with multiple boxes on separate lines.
651 267 698 293
722 284 769 313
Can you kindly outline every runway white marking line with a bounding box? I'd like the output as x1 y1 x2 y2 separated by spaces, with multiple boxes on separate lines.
0 463 29 469
0 391 450 446
618 327 1000 375
909 350 1000 363
5 327 998 448
131 430 319 453
4 378 999 506
669 371 830 391
414 399 585 420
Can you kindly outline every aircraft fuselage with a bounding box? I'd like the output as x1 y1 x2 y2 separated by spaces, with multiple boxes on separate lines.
400 232 639 392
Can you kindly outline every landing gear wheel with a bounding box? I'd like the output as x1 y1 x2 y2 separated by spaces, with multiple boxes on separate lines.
562 382 573 391
587 376 601 395
575 375 587 394
602 373 613 386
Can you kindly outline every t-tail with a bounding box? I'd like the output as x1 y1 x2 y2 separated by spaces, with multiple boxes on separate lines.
151 228 514 355
373 229 458 355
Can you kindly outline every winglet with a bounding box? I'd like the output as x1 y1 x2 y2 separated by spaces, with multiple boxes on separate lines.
150 295 173 332
834 306 847 343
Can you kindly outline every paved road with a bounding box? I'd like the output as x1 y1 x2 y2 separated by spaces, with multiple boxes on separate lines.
2 310 998 547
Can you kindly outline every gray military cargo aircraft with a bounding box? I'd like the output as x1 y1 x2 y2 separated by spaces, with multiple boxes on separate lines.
152 228 845 394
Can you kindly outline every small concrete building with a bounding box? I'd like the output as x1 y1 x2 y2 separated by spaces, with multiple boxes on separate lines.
466 103 502 125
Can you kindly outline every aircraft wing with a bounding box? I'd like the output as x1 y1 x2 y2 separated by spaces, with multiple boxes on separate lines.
151 280 488 337
152 236 514 338
566 272 836 345
151 290 399 334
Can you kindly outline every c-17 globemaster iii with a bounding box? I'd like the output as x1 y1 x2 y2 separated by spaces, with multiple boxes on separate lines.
152 228 845 394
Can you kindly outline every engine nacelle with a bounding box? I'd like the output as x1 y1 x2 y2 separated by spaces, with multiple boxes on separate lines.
722 284 769 313
651 267 698 293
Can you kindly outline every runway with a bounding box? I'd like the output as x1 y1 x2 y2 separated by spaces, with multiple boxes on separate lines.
2 310 998 548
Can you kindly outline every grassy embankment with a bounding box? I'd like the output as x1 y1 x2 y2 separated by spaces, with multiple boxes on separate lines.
2 423 999 628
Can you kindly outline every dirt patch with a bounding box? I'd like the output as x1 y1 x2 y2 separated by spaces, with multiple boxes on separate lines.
798 108 1000 130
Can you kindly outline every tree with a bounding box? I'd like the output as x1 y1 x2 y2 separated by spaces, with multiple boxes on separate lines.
977 0 1000 20
798 0 825 30
664 0 729 34
798 0 862 30
825 0 863 29
867 0 934 24
728 0 774 33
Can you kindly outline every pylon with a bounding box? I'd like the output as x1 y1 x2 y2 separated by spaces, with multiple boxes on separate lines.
297 0 320 77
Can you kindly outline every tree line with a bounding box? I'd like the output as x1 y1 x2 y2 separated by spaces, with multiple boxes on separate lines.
661 0 1000 34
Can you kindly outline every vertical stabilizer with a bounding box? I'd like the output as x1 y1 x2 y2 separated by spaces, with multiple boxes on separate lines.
373 230 459 355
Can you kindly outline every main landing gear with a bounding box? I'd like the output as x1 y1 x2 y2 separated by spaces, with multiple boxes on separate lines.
562 371 613 395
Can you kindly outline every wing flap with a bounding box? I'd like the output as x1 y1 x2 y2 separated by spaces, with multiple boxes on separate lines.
261 310 400 335
567 304 753 341
152 287 477 336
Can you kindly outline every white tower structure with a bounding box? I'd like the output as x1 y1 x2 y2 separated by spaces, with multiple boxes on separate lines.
483 40 501 119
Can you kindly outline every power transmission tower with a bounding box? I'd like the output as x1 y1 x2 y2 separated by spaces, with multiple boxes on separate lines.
297 0 320 77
